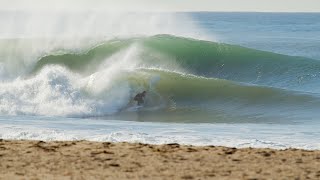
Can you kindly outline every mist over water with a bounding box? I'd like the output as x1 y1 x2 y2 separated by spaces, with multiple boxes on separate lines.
0 10 210 117
0 11 209 76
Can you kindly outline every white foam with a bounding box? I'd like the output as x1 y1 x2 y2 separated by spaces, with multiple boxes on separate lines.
0 117 319 150
0 43 166 117
0 64 132 116
0 66 87 116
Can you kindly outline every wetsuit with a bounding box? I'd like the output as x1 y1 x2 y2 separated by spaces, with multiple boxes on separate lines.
134 92 145 105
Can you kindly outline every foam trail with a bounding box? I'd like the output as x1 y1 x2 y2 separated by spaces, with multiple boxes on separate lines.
0 118 319 150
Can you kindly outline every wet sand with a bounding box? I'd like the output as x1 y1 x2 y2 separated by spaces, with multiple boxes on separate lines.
0 140 320 179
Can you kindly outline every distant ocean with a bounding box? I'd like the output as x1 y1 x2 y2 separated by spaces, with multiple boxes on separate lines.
0 12 319 149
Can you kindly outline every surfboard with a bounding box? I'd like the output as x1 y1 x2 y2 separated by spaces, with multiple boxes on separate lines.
126 105 143 112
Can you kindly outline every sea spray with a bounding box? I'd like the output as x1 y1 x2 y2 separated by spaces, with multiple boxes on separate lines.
0 11 210 79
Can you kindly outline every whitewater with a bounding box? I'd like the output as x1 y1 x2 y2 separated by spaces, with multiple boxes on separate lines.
0 11 320 150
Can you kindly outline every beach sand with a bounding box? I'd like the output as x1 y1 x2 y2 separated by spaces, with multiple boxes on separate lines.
0 140 320 179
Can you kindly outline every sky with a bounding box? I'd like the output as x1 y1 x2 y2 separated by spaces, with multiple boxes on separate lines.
1 0 320 12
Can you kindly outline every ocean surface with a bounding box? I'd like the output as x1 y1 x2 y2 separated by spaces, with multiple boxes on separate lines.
0 12 320 149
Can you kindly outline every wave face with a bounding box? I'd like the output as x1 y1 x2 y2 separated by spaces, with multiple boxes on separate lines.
33 35 320 91
1 35 320 123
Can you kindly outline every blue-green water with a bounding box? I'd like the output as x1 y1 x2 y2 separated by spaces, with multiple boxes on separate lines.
0 12 319 149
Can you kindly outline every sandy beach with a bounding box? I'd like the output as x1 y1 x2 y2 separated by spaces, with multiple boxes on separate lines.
0 140 319 179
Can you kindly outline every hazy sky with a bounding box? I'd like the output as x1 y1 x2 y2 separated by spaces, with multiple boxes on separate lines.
2 0 320 12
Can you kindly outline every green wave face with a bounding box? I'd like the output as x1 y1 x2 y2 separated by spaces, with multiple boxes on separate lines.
34 35 320 90
102 69 320 123
130 69 314 103
29 35 320 122
33 39 134 74
143 35 320 89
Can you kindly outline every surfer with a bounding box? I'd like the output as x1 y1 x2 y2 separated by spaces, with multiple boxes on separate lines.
134 91 146 106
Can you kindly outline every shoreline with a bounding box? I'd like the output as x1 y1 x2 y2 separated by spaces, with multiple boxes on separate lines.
1 140 320 179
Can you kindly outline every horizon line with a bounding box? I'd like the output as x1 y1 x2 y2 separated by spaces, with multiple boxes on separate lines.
1 9 319 13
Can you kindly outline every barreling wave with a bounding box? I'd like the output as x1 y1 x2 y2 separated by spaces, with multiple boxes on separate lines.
125 68 318 108
33 35 320 92
1 35 320 122
94 68 320 123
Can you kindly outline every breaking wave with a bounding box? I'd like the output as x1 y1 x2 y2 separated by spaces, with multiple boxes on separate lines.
1 34 320 122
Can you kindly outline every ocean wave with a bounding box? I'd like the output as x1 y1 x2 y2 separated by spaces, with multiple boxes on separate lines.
32 35 320 92
1 35 320 122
